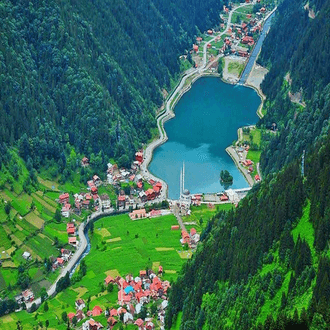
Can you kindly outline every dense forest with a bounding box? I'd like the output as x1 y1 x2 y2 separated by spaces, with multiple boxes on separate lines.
166 0 330 329
0 0 226 177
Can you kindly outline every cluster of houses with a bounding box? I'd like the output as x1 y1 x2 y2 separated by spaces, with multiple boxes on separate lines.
15 289 34 306
78 269 170 330
180 228 200 249
51 248 73 271
192 2 270 59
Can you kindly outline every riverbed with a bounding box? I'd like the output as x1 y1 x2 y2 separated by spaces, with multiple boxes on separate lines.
149 77 261 199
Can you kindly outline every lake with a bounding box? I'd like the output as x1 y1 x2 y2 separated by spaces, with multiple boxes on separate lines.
149 77 261 199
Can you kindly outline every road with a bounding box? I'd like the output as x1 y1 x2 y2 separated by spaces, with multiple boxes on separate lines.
141 1 254 198
172 204 186 232
25 207 119 311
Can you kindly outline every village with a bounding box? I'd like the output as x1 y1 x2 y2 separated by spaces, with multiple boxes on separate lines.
4 2 272 329
188 0 273 83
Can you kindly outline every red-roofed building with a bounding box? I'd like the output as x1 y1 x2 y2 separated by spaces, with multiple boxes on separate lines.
158 265 163 275
107 317 117 327
118 290 131 305
67 227 75 235
59 193 70 204
110 309 118 317
243 159 253 166
196 37 203 43
260 7 266 13
207 43 211 48
92 305 102 316
255 174 261 182
148 179 155 185
135 152 143 163
91 186 98 195
140 270 147 278
135 318 144 327
171 225 180 230
190 228 197 236
68 237 77 246
57 257 65 266
193 44 199 52
134 281 142 291
207 29 213 35
149 209 161 218
242 36 254 44
153 185 160 194
137 181 143 189
118 195 126 207
68 312 75 321
145 189 155 201
105 275 114 286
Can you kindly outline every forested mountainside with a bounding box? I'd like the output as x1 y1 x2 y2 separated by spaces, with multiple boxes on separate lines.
257 0 330 175
166 0 330 329
0 0 225 175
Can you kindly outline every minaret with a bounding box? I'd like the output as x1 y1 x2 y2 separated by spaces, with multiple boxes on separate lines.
180 167 182 197
182 162 185 192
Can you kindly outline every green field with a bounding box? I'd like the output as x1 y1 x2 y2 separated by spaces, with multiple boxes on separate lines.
0 213 188 329
228 61 245 76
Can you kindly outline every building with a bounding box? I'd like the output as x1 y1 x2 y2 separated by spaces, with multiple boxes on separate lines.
135 151 143 163
118 195 126 208
81 157 89 167
179 163 192 205
22 251 31 260
193 44 199 52
22 289 34 302
100 194 111 209
129 209 147 220
59 193 70 204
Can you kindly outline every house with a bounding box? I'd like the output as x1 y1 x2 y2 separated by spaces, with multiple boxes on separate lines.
135 318 144 328
22 251 31 260
196 36 203 43
207 43 211 48
238 50 249 57
61 248 72 261
67 223 75 235
255 174 261 182
75 298 86 310
190 228 197 236
260 7 266 13
193 44 199 52
83 318 103 330
81 157 89 167
68 312 76 322
110 309 118 317
129 209 147 220
105 275 115 286
207 29 213 35
118 195 126 208
93 175 101 186
75 310 85 322
22 289 34 302
69 237 77 246
118 290 132 305
82 200 90 209
57 257 65 267
145 189 155 201
123 312 134 324
146 321 155 330
158 265 163 275
59 193 70 204
171 225 180 230
242 159 253 166
149 209 161 218
107 317 117 327
100 194 111 209
140 270 147 278
248 166 254 173
135 151 143 163
87 180 95 189
61 203 71 218
91 186 98 195
92 306 102 317
242 36 254 44
139 191 147 202
246 14 252 19
153 185 161 195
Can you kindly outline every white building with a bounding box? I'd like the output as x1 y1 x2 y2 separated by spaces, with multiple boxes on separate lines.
100 194 111 209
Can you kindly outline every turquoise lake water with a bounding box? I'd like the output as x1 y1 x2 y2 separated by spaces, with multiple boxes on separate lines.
149 77 261 199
